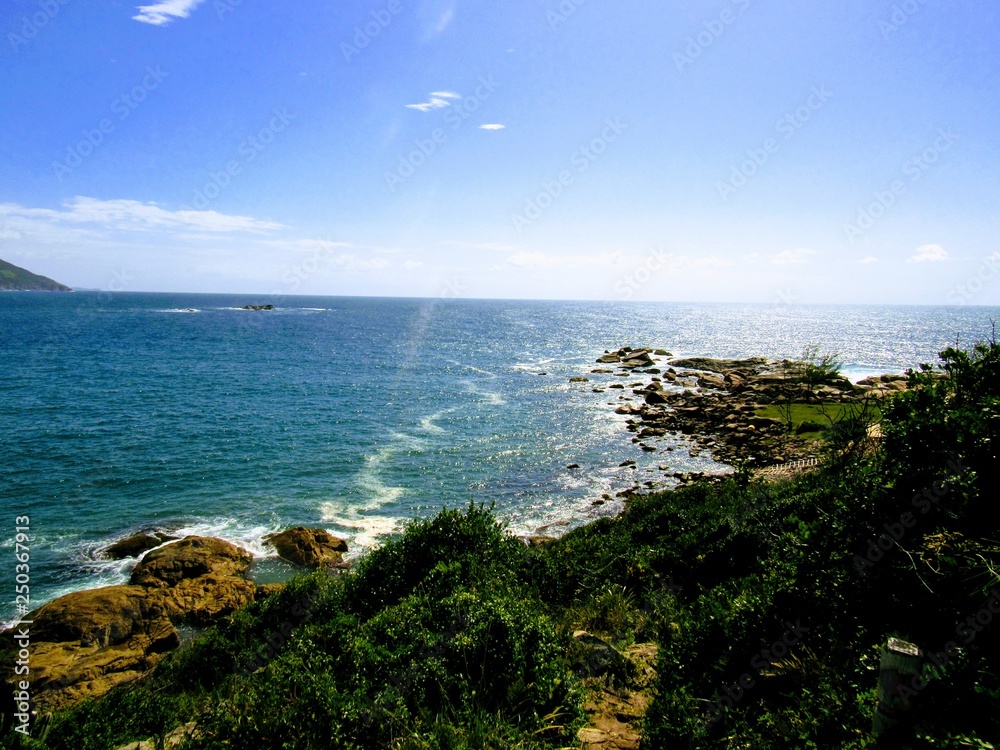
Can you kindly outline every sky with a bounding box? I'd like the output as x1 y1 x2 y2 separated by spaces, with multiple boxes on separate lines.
1 0 998 304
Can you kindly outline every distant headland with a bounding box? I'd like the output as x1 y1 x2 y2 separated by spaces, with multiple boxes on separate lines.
0 258 71 291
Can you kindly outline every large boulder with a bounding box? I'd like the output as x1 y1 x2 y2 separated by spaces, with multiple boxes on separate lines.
130 537 256 624
264 527 348 570
18 586 179 710
131 536 253 588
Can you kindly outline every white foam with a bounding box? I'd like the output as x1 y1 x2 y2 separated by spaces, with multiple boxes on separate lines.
169 518 281 558
418 408 453 435
318 506 402 550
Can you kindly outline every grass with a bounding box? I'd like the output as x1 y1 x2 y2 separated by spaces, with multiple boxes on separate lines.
756 402 880 431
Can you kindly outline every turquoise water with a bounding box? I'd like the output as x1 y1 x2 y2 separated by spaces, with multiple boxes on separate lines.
2 292 997 624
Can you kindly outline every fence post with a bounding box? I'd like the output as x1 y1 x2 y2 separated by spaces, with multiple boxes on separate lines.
872 637 922 745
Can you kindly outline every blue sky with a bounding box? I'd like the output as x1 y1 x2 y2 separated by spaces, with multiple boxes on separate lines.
1 0 998 304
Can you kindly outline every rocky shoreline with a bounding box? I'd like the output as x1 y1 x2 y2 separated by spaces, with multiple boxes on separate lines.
583 346 915 490
3 348 918 715
3 527 349 711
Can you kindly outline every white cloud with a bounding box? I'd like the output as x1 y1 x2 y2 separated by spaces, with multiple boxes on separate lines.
404 260 425 269
693 256 733 268
0 197 282 236
406 92 460 112
858 256 878 264
772 248 816 265
479 124 506 130
910 244 949 263
133 0 206 25
434 6 455 33
506 250 622 269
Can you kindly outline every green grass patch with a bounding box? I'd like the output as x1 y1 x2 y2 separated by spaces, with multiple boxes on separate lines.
756 402 879 430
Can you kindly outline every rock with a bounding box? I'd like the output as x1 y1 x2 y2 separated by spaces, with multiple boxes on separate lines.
12 536 260 711
567 463 581 469
592 369 614 374
242 304 274 311
654 349 670 356
102 532 178 560
131 536 253 588
526 535 557 548
113 721 200 750
255 583 285 600
668 357 767 374
264 527 348 570
609 383 624 389
130 536 257 625
596 353 621 364
570 376 590 383
795 420 826 434
22 586 179 710
644 390 668 405
570 630 630 680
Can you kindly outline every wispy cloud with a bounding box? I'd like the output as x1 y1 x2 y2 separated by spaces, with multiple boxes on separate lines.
858 256 878 264
479 124 506 130
133 0 206 25
909 244 949 263
0 197 282 235
772 248 816 265
506 250 623 269
406 92 460 112
434 6 455 34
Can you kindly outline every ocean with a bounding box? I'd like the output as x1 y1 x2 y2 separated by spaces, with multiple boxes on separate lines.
2 292 997 625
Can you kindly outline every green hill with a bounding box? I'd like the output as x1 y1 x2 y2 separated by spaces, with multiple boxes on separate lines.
0 257 71 291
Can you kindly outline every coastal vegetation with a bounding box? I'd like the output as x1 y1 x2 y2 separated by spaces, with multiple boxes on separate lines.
3 338 999 748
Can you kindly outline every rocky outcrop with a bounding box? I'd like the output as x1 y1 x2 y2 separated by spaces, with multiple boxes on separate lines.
102 532 177 560
242 304 274 311
22 586 179 710
264 527 349 570
595 349 912 474
8 536 258 710
130 537 257 625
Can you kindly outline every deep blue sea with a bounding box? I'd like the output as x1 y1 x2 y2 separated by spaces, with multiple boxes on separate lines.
2 292 998 625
